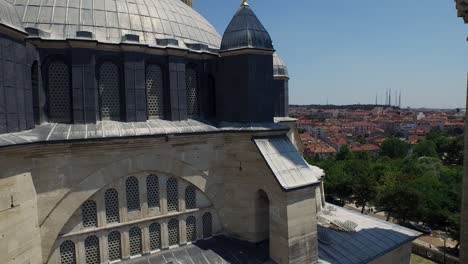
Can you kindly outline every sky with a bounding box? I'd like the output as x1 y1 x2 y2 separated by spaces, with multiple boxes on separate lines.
194 0 468 108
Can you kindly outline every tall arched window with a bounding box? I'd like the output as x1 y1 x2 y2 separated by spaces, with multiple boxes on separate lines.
59 240 76 264
185 186 196 210
202 212 212 238
99 62 121 120
185 67 198 117
129 227 142 256
167 178 178 212
147 175 159 208
107 231 121 261
105 189 120 223
84 236 100 264
126 177 140 211
31 61 40 124
186 216 196 242
81 200 97 228
168 219 179 246
146 65 164 118
48 61 71 123
149 223 161 251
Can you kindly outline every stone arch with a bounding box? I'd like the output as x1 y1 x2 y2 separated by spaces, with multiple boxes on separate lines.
41 153 220 263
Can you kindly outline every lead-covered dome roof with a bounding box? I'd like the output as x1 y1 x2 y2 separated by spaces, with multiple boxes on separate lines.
0 0 24 32
8 0 221 48
273 52 288 78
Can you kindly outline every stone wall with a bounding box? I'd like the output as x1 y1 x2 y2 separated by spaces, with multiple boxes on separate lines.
368 242 412 264
0 130 319 264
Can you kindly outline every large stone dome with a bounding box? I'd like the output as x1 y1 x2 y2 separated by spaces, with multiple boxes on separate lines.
0 0 24 32
8 0 221 48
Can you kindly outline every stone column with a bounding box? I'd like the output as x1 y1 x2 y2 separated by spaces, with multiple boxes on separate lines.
142 225 150 255
123 52 146 122
71 48 97 123
168 56 187 121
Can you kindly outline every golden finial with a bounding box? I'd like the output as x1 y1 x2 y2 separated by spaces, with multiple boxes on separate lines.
242 0 249 6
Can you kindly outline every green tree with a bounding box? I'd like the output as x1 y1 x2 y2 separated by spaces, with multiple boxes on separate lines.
344 159 378 213
381 137 410 159
413 140 438 158
336 145 353 161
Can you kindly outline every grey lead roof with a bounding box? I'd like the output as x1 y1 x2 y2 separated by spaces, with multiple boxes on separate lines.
0 0 24 32
6 0 221 48
273 52 289 78
220 4 273 52
0 119 289 148
318 204 421 264
254 136 321 190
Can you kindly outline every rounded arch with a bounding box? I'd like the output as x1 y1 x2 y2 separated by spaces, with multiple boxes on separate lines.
41 153 220 262
256 189 270 242
43 55 72 123
185 64 199 118
97 60 122 121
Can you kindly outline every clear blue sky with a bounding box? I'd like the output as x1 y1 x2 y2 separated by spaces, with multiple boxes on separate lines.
194 0 467 108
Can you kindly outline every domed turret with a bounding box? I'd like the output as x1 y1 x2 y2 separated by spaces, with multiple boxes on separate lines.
220 1 273 52
272 53 289 117
273 52 289 79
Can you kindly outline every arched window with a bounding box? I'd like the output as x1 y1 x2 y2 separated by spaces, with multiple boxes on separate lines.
146 64 164 118
185 67 198 117
81 200 97 228
48 61 71 123
99 61 121 120
31 61 40 124
149 223 161 251
105 189 120 223
126 177 140 211
185 186 196 210
202 212 212 238
168 219 179 246
147 175 160 208
84 236 100 264
59 240 76 264
186 216 196 242
166 178 178 212
107 231 121 261
129 227 142 256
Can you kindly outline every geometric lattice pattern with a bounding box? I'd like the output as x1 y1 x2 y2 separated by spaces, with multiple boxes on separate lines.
107 231 121 261
126 177 140 212
186 68 199 117
84 236 100 264
81 200 97 228
167 178 178 212
147 175 160 209
99 62 121 120
202 212 213 238
48 61 71 123
105 189 120 223
146 65 164 118
149 223 161 251
186 216 197 242
168 219 179 246
185 186 196 210
59 240 76 264
129 227 142 256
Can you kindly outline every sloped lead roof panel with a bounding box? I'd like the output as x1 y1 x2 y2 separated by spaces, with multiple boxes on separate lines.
254 136 321 190
0 0 25 32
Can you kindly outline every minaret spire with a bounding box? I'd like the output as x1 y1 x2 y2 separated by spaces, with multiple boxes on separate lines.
242 0 249 6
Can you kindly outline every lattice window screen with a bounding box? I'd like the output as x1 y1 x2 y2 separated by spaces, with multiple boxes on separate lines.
149 223 161 251
81 200 97 228
202 212 213 238
147 175 160 208
168 219 179 246
146 65 164 118
167 178 178 212
84 236 100 264
185 68 199 117
105 189 120 223
107 231 121 261
59 240 76 264
48 61 71 123
126 177 140 211
185 186 196 210
99 62 121 120
186 216 197 242
129 227 142 256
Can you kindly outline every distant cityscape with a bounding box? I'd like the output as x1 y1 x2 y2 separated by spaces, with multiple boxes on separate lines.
290 105 465 160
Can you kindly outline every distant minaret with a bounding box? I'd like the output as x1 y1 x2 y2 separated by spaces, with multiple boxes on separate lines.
375 93 378 105
385 90 388 105
389 89 392 106
180 0 193 8
399 92 402 107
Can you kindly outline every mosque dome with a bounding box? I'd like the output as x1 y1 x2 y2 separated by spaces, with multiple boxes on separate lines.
220 2 273 52
11 0 221 48
273 52 289 78
0 0 25 33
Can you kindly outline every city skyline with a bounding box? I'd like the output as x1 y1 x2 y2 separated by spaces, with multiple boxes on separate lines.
196 0 468 108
